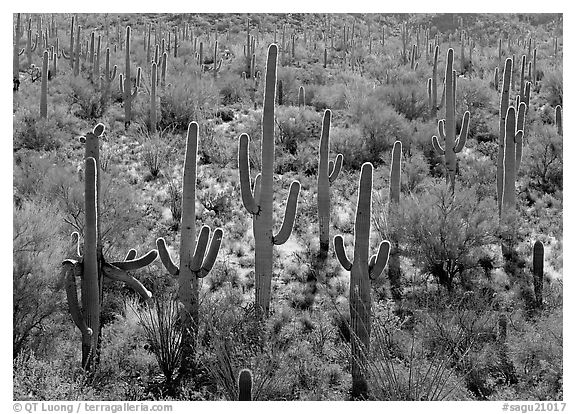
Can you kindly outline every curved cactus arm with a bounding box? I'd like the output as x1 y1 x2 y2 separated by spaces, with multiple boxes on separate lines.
369 241 391 280
438 119 446 141
62 260 92 337
253 173 262 206
454 111 470 153
273 181 301 245
124 249 137 261
191 226 211 271
427 78 433 110
61 49 70 59
329 154 344 183
110 249 158 271
71 231 82 257
334 235 352 271
515 102 526 173
119 73 124 95
432 135 445 155
93 123 105 136
328 160 334 176
238 133 259 214
197 228 224 278
19 48 25 56
102 263 152 300
156 238 180 275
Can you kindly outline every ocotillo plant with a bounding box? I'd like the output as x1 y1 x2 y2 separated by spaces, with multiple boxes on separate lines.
334 162 391 399
156 122 223 379
238 44 301 317
238 369 253 401
62 124 157 371
40 50 48 118
497 58 512 216
298 85 305 107
555 105 562 135
431 48 470 194
317 109 343 260
388 141 402 301
533 240 544 309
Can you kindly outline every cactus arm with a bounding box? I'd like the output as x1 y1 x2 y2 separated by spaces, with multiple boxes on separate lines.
454 111 470 153
329 154 343 183
328 160 334 176
156 237 180 275
432 135 445 155
71 231 83 257
238 133 259 214
253 173 262 205
273 181 301 245
368 241 391 280
191 226 211 271
334 235 352 270
124 249 137 261
110 249 158 271
102 263 152 300
515 102 526 173
119 74 124 95
62 260 92 336
197 228 224 278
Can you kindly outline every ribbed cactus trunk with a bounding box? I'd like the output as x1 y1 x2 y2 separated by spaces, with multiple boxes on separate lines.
239 45 300 318
533 241 544 309
150 62 157 132
124 26 132 127
13 13 23 80
81 158 101 371
178 123 200 377
298 86 305 107
335 163 391 399
497 58 512 216
40 50 48 118
74 25 81 77
317 109 342 260
387 141 402 301
238 369 253 401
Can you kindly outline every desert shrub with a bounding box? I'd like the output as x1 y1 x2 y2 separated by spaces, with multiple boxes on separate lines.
67 75 107 119
401 180 498 291
330 126 367 170
275 106 322 156
13 108 62 151
541 67 562 107
310 83 348 110
522 122 562 196
219 72 251 106
380 83 429 121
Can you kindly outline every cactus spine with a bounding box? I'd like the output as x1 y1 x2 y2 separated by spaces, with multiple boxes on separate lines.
238 44 301 317
156 122 223 378
334 162 391 399
238 369 253 401
62 124 156 371
40 50 48 118
533 241 544 309
432 48 470 194
317 109 343 259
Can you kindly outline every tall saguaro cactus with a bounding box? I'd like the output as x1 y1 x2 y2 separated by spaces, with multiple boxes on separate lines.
317 109 343 259
238 44 301 317
388 141 402 301
122 26 140 129
13 13 24 80
432 48 470 194
334 162 391 399
502 106 524 214
497 58 513 216
40 50 48 118
150 61 157 132
62 124 157 371
156 122 223 379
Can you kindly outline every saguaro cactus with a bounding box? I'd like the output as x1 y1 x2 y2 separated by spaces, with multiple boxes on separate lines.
122 26 140 128
298 85 305 107
13 13 24 80
156 122 223 379
533 240 544 309
334 162 391 399
496 58 512 215
238 369 253 401
502 106 523 214
238 44 301 317
62 124 156 371
101 48 117 104
388 141 402 301
40 50 48 118
432 48 470 194
427 45 445 120
555 105 562 135
317 109 343 259
150 61 157 132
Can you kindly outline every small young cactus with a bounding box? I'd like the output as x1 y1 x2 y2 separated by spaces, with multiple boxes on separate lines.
156 122 223 378
298 85 305 107
334 162 391 399
238 369 253 401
